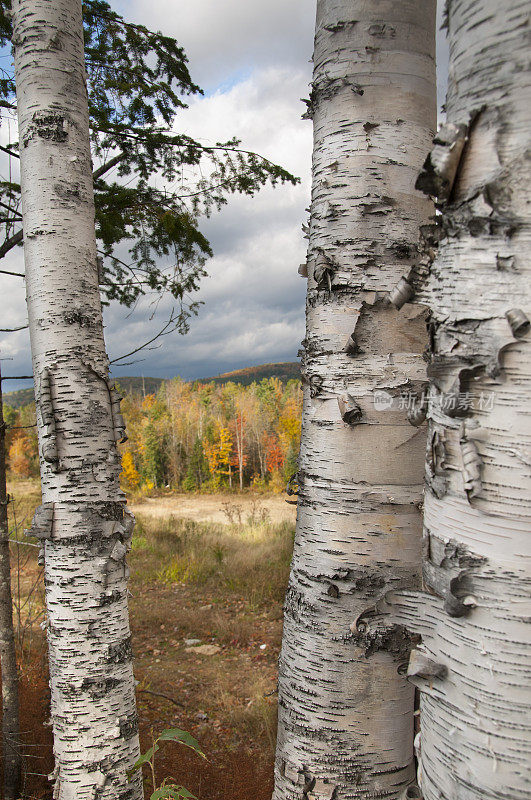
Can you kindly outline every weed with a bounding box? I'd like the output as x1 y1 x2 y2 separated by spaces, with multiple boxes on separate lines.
128 727 205 799
211 543 225 564
215 675 277 754
245 499 270 528
158 555 206 585
132 531 150 552
221 502 243 526
134 515 294 607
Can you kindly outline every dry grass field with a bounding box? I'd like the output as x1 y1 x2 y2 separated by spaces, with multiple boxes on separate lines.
4 481 296 799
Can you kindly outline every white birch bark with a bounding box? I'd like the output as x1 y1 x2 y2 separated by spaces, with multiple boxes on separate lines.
403 1 531 797
273 2 436 798
11 1 142 798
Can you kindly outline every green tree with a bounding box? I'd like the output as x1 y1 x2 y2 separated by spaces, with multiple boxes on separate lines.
143 394 171 485
0 0 298 332
2 405 16 429
283 441 298 482
142 421 169 487
182 437 208 492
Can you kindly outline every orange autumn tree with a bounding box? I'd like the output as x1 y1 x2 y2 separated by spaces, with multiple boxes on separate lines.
265 434 284 474
8 435 32 478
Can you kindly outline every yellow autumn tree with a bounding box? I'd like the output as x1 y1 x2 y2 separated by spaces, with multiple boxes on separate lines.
120 451 141 490
278 397 301 444
141 393 156 412
203 423 233 489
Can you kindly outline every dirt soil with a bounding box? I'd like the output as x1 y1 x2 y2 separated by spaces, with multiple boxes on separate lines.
131 582 282 800
7 485 293 800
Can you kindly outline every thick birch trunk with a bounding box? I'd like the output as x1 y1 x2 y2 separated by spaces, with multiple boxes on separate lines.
11 2 142 798
273 2 436 798
407 1 531 798
0 370 21 800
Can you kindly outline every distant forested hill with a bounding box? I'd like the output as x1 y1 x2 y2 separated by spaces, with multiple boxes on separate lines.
3 362 300 408
199 362 300 386
114 376 166 396
2 387 34 409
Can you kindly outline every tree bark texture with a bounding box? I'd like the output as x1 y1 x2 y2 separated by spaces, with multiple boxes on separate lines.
11 2 142 798
0 370 21 800
404 1 531 798
273 3 436 799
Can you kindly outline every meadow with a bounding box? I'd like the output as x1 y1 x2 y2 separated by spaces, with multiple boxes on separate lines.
5 479 296 800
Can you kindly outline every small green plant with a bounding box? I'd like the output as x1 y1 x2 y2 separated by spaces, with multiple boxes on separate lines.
211 542 225 564
158 554 202 584
128 728 206 800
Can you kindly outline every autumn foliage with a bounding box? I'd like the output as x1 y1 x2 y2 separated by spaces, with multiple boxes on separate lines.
3 403 39 479
3 376 302 493
120 451 141 490
118 376 302 493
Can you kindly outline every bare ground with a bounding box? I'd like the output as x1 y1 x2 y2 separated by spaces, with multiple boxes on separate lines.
7 482 294 799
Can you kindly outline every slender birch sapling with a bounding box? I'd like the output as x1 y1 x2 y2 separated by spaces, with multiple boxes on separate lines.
11 0 143 796
0 367 21 800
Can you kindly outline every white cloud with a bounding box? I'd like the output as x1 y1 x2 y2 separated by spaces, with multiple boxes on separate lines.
122 0 316 93
103 65 312 381
1 62 313 387
1 0 449 390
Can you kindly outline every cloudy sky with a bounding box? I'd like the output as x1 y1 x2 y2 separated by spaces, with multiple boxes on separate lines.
1 1 448 389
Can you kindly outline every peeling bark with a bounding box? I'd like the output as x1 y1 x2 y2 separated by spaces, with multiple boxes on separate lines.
407 1 531 797
11 1 142 798
273 3 436 798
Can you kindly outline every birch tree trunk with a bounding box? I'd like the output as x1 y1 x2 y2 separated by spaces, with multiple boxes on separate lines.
0 369 21 800
11 2 142 798
407 1 531 797
273 2 436 798
235 411 245 492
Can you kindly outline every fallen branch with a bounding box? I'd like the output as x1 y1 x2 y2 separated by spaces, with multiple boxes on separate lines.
137 688 184 708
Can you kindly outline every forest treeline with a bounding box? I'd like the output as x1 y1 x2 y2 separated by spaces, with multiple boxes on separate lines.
4 376 302 493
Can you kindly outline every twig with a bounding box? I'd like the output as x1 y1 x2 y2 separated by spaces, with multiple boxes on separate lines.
6 424 37 430
110 309 178 363
0 145 19 159
0 326 28 333
8 540 39 548
0 200 22 219
0 269 24 278
0 229 23 259
137 688 184 708
92 153 125 181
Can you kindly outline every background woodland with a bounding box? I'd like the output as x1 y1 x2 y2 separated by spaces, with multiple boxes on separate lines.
4 376 302 494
